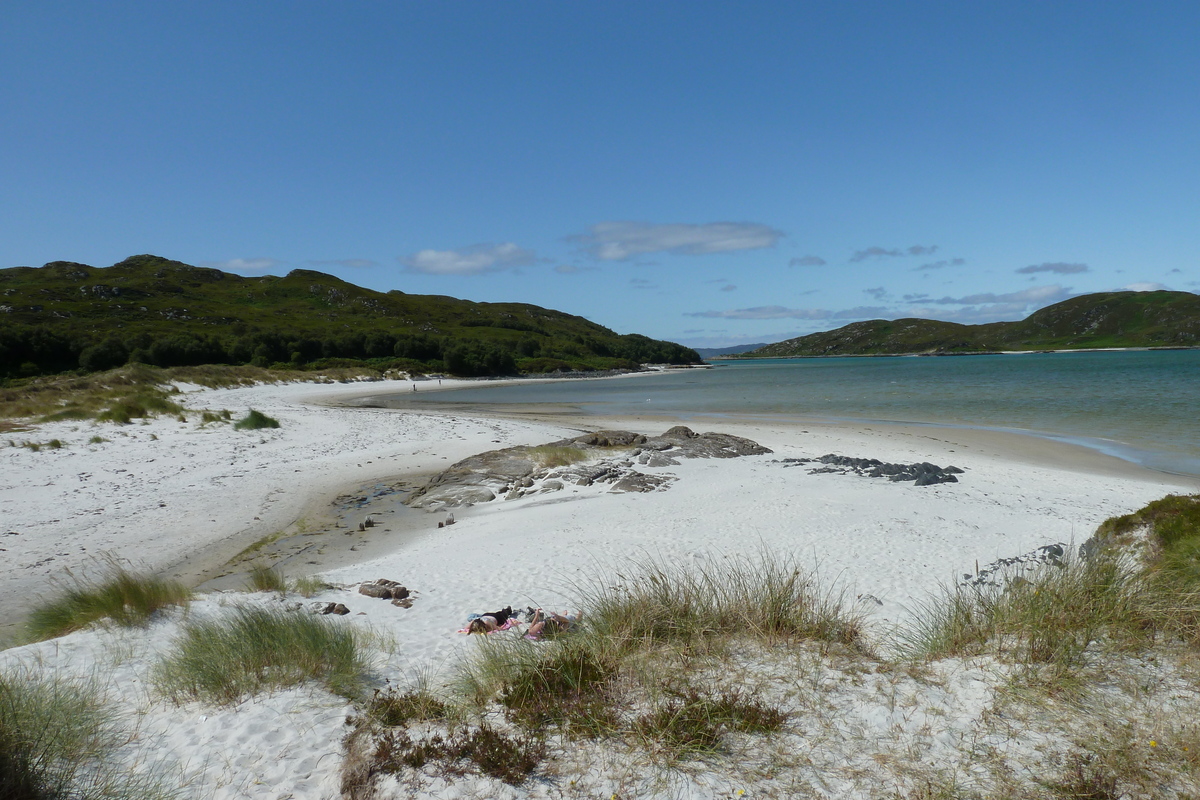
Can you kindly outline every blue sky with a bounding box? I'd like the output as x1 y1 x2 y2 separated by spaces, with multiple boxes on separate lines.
3 2 1197 347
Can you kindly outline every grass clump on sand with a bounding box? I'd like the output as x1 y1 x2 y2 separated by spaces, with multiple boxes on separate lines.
527 444 588 468
901 493 1200 687
346 553 837 792
0 669 178 800
155 606 368 703
585 550 864 651
233 408 280 430
24 565 191 642
245 564 288 594
244 565 331 597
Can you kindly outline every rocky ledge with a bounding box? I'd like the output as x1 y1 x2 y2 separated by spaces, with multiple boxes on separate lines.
406 426 772 510
779 454 965 486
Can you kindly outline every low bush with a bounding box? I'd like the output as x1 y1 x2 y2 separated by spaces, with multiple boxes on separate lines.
25 566 191 642
634 685 785 759
233 409 280 430
365 687 450 726
359 724 545 787
155 606 368 703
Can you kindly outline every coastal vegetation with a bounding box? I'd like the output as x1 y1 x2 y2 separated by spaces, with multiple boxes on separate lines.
0 669 179 800
24 565 191 643
739 290 1200 357
0 254 700 379
340 499 1200 796
154 605 369 703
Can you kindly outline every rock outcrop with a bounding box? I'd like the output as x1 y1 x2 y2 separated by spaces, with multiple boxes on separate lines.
406 426 771 510
780 454 964 486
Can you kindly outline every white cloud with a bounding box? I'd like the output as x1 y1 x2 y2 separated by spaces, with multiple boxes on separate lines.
685 305 889 321
306 258 379 269
849 244 937 263
570 221 783 261
400 242 537 276
201 257 284 274
928 284 1073 306
790 255 826 267
1016 262 1089 275
1122 282 1168 292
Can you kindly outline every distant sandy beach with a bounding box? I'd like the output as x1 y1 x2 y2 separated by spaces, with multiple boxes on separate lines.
3 374 1198 798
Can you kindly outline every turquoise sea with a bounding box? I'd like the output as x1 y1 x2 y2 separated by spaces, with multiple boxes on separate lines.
384 350 1200 478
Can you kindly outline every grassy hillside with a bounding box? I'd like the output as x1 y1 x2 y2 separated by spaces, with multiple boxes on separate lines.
744 291 1200 357
0 255 699 378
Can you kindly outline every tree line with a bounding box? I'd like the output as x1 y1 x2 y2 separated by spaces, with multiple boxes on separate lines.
0 325 699 379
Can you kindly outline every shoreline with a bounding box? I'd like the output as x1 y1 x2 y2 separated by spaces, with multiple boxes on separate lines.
707 344 1200 360
4 375 1200 798
341 380 1200 485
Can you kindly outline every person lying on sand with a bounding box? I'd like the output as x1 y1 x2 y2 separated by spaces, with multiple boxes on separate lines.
525 609 581 640
465 606 516 634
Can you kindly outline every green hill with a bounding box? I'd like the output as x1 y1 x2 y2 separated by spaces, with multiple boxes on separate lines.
0 254 699 378
744 291 1200 357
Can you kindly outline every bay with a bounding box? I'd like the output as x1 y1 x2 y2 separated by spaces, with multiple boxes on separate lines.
383 349 1200 478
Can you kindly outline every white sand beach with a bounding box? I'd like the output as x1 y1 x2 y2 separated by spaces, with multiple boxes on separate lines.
3 375 1198 799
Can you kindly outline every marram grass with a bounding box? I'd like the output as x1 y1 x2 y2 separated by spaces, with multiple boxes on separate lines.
25 566 191 642
155 605 368 703
0 669 179 800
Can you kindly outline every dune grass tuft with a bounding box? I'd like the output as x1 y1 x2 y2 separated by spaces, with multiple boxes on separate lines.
0 669 178 800
451 551 837 760
233 409 280 430
527 444 588 468
584 550 865 652
291 574 333 598
25 565 191 642
246 564 288 594
155 606 368 703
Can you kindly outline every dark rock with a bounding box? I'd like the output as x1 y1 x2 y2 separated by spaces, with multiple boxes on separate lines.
358 583 393 599
794 454 965 486
312 602 351 615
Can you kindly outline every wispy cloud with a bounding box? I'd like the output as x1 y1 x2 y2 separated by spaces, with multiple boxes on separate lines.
914 258 965 272
630 277 658 290
305 258 378 269
927 285 1073 306
1122 282 1168 292
201 257 285 274
721 284 737 292
570 221 783 261
400 242 537 276
688 284 1075 328
849 244 937 263
789 255 826 267
1016 262 1089 275
685 305 889 321
554 264 596 274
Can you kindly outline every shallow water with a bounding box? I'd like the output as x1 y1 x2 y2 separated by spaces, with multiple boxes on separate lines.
384 350 1200 478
